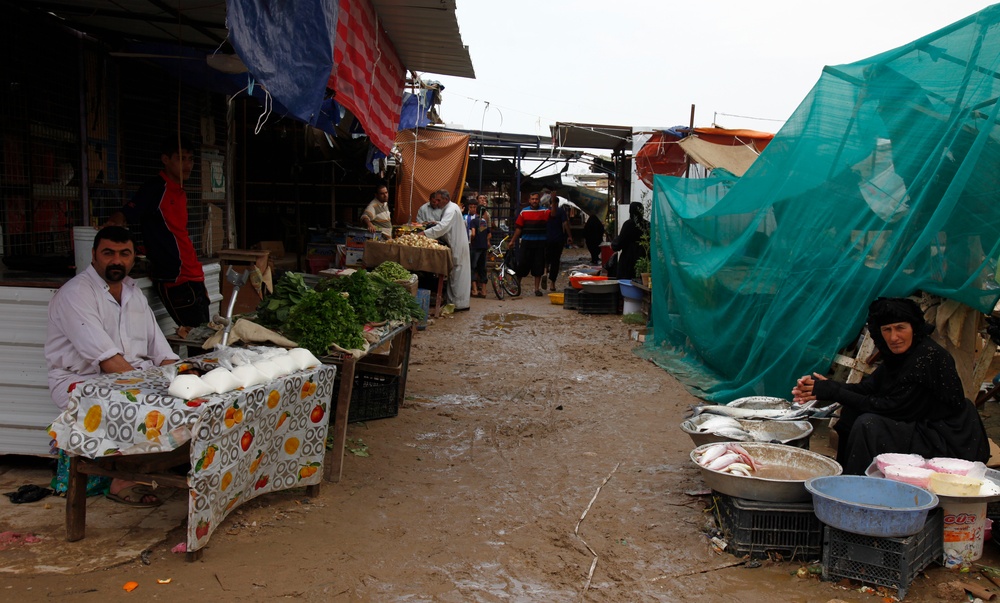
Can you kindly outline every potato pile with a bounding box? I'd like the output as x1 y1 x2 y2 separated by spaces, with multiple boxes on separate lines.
388 233 446 249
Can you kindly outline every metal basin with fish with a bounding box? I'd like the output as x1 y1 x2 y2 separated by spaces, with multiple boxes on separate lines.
680 415 813 449
690 442 842 503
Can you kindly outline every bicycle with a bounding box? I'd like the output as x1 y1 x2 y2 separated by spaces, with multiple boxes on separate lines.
487 237 520 299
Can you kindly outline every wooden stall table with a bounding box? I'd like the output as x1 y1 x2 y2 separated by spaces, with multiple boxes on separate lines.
320 321 415 482
50 352 337 560
363 241 453 317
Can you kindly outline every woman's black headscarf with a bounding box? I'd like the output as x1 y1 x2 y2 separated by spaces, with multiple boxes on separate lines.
866 297 934 363
629 202 648 230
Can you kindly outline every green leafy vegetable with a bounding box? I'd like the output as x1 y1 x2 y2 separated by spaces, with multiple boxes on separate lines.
282 289 365 355
256 272 310 328
316 270 381 324
373 261 412 281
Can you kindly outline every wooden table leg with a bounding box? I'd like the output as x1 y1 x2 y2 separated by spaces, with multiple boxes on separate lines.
324 356 356 483
434 274 445 317
65 455 87 542
305 484 321 497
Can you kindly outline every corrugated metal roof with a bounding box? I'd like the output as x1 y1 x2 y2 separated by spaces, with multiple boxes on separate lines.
371 0 475 78
21 0 475 78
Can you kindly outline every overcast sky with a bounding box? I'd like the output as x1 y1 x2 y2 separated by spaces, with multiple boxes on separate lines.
431 1 997 139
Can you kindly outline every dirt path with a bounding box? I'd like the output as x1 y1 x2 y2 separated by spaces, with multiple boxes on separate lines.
3 248 1000 601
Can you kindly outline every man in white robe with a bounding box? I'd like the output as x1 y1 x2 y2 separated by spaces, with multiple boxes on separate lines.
421 189 471 311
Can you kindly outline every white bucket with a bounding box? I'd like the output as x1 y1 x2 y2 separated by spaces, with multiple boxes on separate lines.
623 298 642 315
941 500 987 568
73 226 98 274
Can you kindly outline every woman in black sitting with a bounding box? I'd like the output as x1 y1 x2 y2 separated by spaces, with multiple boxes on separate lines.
792 296 989 474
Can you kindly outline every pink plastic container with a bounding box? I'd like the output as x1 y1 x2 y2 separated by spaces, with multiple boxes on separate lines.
925 457 976 476
883 465 936 489
875 453 925 475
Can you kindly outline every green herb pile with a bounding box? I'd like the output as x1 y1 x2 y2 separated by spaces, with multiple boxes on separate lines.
255 272 310 328
282 289 365 355
374 277 424 323
316 270 380 323
253 269 424 355
373 261 412 281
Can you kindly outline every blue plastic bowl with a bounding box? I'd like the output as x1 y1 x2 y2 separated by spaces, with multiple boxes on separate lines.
805 475 938 537
618 279 644 300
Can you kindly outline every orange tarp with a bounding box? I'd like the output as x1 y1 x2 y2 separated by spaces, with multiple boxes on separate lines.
393 128 470 224
635 127 774 187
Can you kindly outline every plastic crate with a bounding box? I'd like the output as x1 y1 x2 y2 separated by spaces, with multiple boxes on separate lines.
577 290 621 315
713 494 824 560
563 287 580 310
332 370 400 423
822 508 943 600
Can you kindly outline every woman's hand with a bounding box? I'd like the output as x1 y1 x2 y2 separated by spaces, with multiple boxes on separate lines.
791 372 827 404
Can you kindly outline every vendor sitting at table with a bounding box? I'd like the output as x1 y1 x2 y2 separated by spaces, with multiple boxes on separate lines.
44 226 180 506
792 296 989 475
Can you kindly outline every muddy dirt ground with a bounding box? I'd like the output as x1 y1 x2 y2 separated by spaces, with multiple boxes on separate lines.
4 247 1000 602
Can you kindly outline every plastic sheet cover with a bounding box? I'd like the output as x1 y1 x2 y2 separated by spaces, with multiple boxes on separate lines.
637 5 1000 403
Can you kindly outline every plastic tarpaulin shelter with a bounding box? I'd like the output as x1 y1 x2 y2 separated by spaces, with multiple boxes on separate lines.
226 0 403 155
635 128 773 187
637 5 1000 403
226 0 339 130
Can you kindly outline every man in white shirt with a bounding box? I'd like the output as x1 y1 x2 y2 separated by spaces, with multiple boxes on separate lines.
45 226 179 505
416 190 445 224
421 189 472 311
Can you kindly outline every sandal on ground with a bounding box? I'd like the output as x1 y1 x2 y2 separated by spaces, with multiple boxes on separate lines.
534 290 543 297
106 484 162 508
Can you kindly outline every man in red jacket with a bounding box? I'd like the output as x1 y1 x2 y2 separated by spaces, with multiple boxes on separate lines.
109 136 209 331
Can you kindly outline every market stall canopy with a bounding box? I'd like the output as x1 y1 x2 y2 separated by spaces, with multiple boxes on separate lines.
634 127 774 186
637 4 1000 403
677 137 762 177
551 122 632 151
22 0 475 155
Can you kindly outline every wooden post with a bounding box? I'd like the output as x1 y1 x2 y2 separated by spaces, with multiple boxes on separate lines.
324 356 356 483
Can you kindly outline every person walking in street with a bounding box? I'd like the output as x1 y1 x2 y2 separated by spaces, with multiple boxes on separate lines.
544 192 572 291
584 213 605 265
466 198 490 298
507 192 549 296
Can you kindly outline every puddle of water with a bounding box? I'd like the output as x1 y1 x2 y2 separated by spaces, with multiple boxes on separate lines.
479 313 541 334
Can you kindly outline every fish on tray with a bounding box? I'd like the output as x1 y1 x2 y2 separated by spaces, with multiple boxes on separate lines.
689 400 839 421
694 443 760 476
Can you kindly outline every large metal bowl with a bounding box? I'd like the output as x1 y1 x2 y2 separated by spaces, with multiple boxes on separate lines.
681 415 813 448
690 442 842 503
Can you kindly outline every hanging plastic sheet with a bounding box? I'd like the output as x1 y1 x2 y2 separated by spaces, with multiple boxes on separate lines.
637 5 1000 402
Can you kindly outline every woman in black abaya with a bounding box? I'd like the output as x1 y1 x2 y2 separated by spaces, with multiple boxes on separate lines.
792 297 989 475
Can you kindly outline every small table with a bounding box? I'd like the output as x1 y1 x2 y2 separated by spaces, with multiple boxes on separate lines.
319 322 415 482
50 353 337 560
363 241 453 317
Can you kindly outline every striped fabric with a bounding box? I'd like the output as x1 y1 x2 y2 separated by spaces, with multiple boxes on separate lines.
393 129 471 224
329 0 404 155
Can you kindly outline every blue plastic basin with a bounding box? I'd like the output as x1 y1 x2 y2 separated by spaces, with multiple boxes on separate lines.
618 279 644 300
805 475 938 537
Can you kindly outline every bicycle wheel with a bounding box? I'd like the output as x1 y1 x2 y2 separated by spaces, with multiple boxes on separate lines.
491 271 505 300
501 269 520 297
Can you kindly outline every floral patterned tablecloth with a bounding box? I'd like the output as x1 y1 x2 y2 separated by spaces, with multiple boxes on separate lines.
49 352 337 552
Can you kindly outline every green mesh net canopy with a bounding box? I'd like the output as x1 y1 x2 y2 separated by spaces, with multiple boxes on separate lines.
638 5 1000 403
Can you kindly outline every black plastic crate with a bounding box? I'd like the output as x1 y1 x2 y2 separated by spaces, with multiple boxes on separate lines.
822 508 943 600
332 370 400 423
713 494 824 560
577 290 621 315
563 287 580 310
